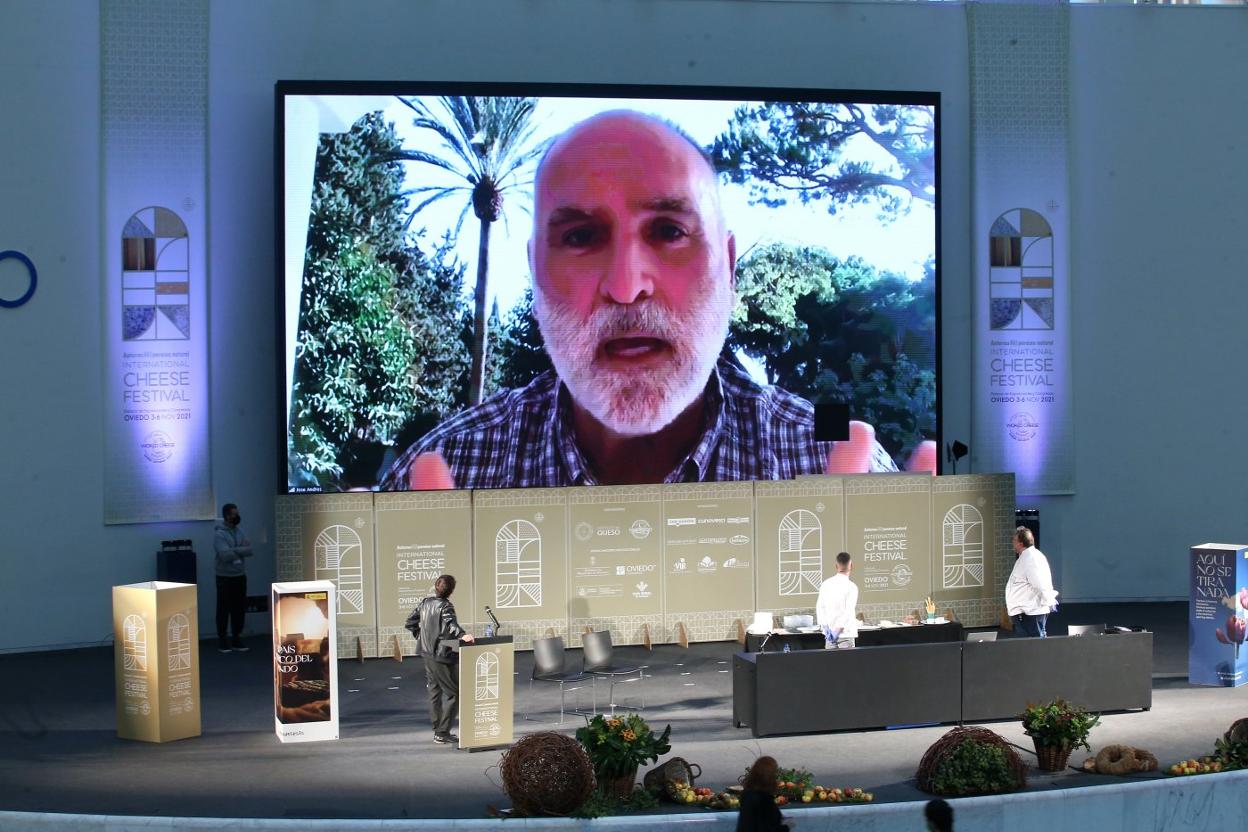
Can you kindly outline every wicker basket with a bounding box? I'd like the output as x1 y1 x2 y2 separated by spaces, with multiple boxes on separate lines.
643 756 703 794
601 766 639 800
1034 740 1073 772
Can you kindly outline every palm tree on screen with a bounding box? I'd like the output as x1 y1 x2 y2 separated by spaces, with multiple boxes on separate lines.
388 95 545 406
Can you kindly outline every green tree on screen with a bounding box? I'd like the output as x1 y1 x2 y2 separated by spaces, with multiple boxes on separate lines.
388 96 547 408
289 112 467 488
486 288 551 396
712 103 934 220
728 242 935 458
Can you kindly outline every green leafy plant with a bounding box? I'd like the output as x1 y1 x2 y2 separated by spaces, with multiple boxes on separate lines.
572 785 660 819
775 766 814 792
1214 734 1248 771
1021 699 1100 751
930 740 1019 795
575 715 672 782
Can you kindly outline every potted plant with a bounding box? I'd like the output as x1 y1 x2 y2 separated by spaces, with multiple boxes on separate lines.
575 714 672 800
1021 698 1100 771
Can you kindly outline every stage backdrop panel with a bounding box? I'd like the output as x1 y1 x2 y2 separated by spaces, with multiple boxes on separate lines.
275 493 377 657
662 482 755 643
930 474 1013 624
754 477 845 621
472 488 569 651
844 474 933 621
375 491 474 657
567 485 664 647
112 581 200 743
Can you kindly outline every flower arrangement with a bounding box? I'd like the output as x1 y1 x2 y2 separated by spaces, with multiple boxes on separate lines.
575 714 672 782
1021 698 1100 751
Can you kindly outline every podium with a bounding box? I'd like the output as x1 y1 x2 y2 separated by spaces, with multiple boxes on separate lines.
112 581 201 743
441 635 514 751
1189 544 1248 687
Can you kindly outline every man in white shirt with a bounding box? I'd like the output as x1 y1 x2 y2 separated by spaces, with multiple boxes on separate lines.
816 552 859 649
1005 526 1058 638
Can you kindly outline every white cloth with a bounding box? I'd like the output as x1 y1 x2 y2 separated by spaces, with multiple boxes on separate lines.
815 573 859 639
1005 546 1059 616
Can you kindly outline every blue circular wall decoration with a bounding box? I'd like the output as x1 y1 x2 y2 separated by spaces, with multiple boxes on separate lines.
0 250 37 308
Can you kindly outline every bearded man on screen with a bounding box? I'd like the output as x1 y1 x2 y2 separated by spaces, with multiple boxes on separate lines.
381 111 935 491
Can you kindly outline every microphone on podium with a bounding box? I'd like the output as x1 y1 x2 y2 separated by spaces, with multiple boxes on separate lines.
484 605 502 634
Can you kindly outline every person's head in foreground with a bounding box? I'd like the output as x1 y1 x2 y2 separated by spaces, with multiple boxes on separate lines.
741 754 780 795
530 110 736 439
925 797 954 832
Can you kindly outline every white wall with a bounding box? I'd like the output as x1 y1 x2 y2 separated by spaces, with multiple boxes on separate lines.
1036 6 1248 601
9 0 1241 651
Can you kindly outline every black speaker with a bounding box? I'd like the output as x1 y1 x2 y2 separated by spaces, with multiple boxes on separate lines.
813 402 850 442
1015 508 1040 548
156 548 197 584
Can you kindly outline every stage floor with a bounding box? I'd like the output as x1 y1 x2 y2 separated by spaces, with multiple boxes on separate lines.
1 602 1244 821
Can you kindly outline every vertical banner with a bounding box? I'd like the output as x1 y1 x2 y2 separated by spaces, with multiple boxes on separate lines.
272 581 339 742
968 3 1074 495
274 494 377 657
472 489 569 650
375 491 474 655
662 482 755 643
1189 544 1248 687
458 637 515 751
844 475 932 609
113 581 201 743
753 478 844 617
101 0 212 523
567 485 664 645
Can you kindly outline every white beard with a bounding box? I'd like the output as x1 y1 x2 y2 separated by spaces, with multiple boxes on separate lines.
534 282 733 437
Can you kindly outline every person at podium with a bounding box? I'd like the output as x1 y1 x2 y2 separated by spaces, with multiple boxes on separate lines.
816 551 859 649
405 574 475 745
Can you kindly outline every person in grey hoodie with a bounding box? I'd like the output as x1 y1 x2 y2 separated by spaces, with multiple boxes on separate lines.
214 503 253 652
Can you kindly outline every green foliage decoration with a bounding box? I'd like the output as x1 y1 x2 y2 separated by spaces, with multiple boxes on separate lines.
929 739 1020 796
1021 699 1100 751
575 714 672 782
288 112 468 488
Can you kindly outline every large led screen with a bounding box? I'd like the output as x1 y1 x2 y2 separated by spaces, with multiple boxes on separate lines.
280 83 939 493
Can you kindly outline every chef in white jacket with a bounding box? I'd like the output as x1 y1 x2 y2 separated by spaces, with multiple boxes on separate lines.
1006 526 1059 638
816 551 859 648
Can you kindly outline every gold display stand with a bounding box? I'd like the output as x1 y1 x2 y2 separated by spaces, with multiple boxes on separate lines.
112 581 200 743
449 636 515 752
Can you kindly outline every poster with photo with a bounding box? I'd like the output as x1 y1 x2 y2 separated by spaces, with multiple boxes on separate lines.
271 581 338 743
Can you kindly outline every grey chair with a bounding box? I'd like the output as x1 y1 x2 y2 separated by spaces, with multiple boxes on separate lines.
1067 624 1106 636
527 635 590 724
583 630 644 716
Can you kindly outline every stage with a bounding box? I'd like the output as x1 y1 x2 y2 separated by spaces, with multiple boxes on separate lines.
1 602 1244 824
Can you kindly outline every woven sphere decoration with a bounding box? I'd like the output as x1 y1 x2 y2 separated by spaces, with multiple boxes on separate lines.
916 726 1028 796
500 731 596 816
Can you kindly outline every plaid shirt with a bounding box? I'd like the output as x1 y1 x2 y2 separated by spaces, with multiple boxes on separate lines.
380 359 897 490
